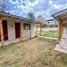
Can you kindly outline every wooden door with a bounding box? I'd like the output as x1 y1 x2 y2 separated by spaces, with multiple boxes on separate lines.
15 23 20 38
2 20 8 41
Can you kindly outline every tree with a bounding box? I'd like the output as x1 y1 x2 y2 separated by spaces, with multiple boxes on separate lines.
27 12 35 21
36 15 46 24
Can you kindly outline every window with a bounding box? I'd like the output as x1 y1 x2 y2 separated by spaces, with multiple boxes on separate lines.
24 23 30 30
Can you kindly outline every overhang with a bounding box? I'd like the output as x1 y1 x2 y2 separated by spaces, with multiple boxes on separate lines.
0 11 23 20
52 8 67 24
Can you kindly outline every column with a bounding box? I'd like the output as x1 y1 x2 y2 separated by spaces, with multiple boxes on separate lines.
40 23 41 36
20 20 23 41
30 22 31 39
36 23 37 36
0 20 4 46
60 22 64 36
57 21 61 41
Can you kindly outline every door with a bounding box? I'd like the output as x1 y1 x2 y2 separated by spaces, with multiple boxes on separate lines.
2 20 8 41
15 23 20 38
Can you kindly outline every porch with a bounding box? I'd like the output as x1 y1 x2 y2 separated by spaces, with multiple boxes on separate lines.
53 9 67 53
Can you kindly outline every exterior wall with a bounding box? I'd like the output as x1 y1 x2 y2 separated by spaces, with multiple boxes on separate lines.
22 30 30 40
0 17 37 46
31 23 37 38
2 18 21 45
7 19 15 41
22 22 30 40
46 20 57 26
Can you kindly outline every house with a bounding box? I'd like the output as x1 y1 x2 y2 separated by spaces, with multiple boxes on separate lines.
46 19 57 27
0 11 37 46
52 8 67 53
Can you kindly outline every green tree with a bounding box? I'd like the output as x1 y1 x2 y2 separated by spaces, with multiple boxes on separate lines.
27 12 35 21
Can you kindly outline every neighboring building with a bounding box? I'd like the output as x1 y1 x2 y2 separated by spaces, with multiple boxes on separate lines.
46 19 57 27
0 11 37 46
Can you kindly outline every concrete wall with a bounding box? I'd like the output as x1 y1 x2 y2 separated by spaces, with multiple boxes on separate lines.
22 30 30 40
7 19 15 41
31 23 37 38
4 18 20 45
20 22 31 40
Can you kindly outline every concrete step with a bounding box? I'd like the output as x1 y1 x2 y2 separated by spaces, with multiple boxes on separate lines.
54 44 67 54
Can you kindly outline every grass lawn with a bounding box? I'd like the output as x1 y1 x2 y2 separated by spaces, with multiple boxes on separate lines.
0 38 67 67
40 31 57 38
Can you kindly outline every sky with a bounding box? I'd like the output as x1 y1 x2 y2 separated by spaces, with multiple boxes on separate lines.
0 0 67 20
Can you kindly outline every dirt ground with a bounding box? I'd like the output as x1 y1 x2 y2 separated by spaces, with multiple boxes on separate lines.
0 38 67 67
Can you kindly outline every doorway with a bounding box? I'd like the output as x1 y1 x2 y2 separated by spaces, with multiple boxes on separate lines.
15 23 20 38
2 20 8 41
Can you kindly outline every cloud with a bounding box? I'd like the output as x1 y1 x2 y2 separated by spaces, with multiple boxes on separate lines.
49 0 53 5
1 0 67 19
61 3 67 9
52 4 62 9
0 0 4 5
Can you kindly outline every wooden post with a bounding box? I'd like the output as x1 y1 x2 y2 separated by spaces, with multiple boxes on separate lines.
36 23 37 36
57 18 63 41
57 21 61 41
0 20 4 46
30 22 31 39
20 20 24 41
60 22 64 36
40 23 41 36
58 18 64 41
20 20 22 41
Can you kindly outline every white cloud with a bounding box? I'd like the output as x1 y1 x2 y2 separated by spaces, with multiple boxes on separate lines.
62 3 67 9
49 0 53 5
5 0 67 19
35 8 51 19
27 0 39 7
52 4 63 9
0 0 4 5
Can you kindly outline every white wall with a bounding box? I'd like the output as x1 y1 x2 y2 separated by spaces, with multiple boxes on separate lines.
31 23 36 38
4 18 20 45
21 22 31 40
22 30 30 40
7 19 15 41
21 22 37 40
0 18 37 45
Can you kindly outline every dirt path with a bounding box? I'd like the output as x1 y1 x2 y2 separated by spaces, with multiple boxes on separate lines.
0 38 67 67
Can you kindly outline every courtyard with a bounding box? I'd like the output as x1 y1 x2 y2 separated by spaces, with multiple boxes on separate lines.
0 38 67 67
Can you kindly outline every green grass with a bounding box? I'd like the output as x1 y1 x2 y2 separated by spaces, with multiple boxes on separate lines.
40 31 57 38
